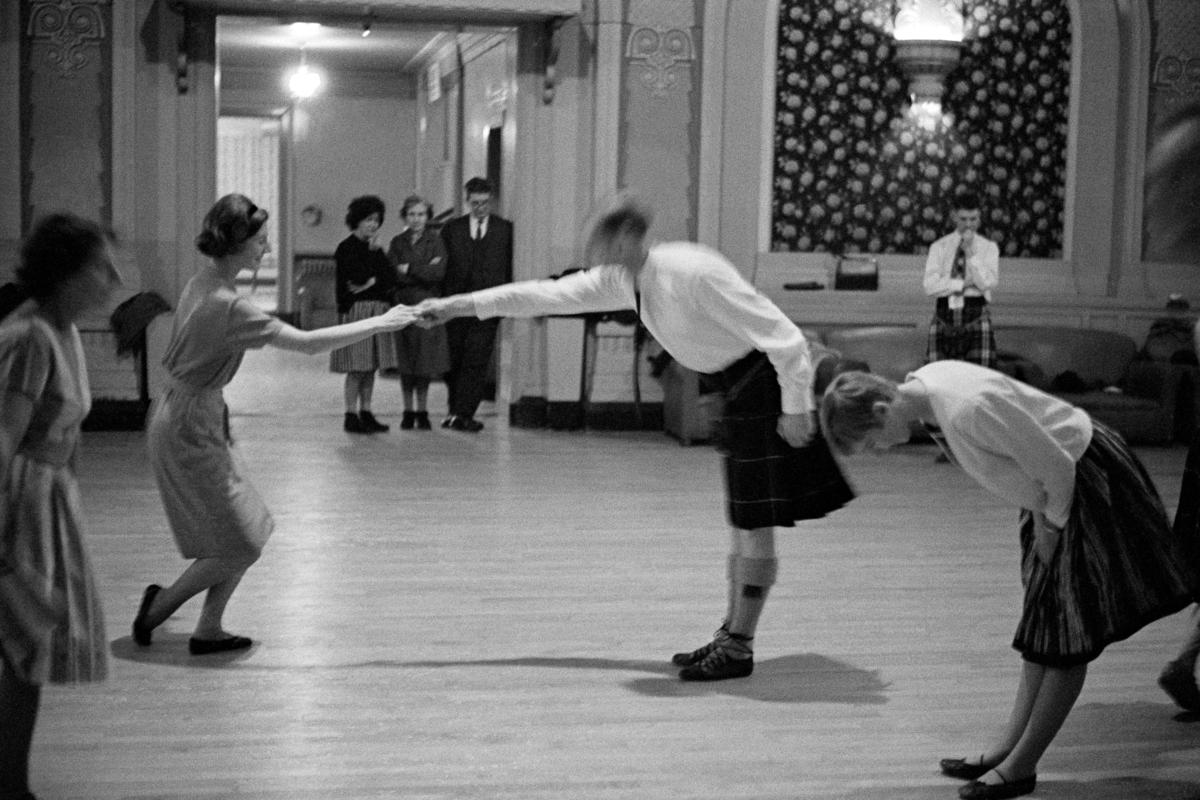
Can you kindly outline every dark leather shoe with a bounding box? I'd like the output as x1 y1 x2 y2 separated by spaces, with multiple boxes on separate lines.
189 635 253 655
678 632 754 681
449 415 483 432
359 410 389 432
344 412 368 433
441 415 457 428
400 410 416 430
1159 660 1200 712
958 771 1035 800
415 411 432 430
132 584 161 646
672 623 730 666
679 651 753 681
940 757 994 781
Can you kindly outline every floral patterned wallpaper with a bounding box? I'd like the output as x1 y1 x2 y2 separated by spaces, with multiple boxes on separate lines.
772 0 1070 257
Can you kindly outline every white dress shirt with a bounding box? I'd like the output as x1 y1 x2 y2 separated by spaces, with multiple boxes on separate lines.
923 232 1000 301
470 241 815 414
911 361 1093 528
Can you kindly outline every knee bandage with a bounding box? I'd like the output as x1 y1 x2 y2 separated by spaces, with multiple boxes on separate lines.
733 556 778 597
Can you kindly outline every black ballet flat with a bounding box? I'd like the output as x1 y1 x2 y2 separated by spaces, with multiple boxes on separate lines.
940 756 994 781
132 584 162 646
188 635 253 655
958 770 1036 800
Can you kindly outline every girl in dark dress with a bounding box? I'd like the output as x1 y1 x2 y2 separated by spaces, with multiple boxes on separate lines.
329 195 399 433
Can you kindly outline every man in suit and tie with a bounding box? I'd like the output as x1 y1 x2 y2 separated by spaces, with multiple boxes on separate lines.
439 176 514 432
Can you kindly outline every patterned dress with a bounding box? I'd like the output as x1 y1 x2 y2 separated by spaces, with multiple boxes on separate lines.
147 272 283 559
0 304 107 684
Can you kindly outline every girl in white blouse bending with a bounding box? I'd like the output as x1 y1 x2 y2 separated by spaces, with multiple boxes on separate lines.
821 364 1199 800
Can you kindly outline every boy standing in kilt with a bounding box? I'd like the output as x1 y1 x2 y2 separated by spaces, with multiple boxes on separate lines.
923 192 999 369
418 194 854 681
821 365 1200 800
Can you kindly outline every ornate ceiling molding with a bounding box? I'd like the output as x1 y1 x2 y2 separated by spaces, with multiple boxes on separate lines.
176 0 579 23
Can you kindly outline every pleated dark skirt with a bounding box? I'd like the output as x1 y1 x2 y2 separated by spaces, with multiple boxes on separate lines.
713 351 855 530
329 300 400 373
1012 422 1200 666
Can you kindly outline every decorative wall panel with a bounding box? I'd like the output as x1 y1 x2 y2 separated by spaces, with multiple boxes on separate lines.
772 0 1070 258
21 0 112 227
621 0 699 242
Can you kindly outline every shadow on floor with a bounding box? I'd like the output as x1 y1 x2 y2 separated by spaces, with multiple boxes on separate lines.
111 633 257 667
822 777 1200 800
111 641 888 704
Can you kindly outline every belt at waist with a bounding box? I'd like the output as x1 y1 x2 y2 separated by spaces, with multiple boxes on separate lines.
710 350 768 397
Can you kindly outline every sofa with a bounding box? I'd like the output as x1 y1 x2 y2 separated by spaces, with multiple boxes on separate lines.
815 324 1190 445
993 326 1190 445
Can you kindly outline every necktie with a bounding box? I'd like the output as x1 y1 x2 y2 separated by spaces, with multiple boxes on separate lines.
951 244 966 280
948 243 967 312
474 222 484 241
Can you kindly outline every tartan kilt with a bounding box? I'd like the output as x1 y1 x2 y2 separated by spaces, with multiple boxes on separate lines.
713 351 855 530
329 300 400 373
927 297 996 368
1012 422 1200 666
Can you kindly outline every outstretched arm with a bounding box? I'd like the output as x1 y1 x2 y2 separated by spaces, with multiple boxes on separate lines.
269 305 417 355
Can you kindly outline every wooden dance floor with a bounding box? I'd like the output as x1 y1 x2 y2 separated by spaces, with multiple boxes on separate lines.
38 344 1200 799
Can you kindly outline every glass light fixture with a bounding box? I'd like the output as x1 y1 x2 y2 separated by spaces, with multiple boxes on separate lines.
287 47 322 100
893 0 964 105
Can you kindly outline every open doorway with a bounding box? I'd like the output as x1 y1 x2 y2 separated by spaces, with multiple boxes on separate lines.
214 13 520 423
217 114 282 310
215 16 517 319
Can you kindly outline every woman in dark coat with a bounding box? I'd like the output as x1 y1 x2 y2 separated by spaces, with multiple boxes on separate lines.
386 195 450 429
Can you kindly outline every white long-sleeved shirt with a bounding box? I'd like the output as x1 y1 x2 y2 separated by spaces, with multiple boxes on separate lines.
923 232 1000 301
471 241 815 414
910 361 1093 528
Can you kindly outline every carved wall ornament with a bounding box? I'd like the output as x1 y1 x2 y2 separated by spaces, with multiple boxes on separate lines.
625 25 694 97
1153 53 1200 100
27 0 108 76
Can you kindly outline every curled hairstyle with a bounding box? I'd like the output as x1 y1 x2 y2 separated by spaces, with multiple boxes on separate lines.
196 194 268 258
18 212 113 300
401 195 433 219
819 371 898 455
345 195 386 229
